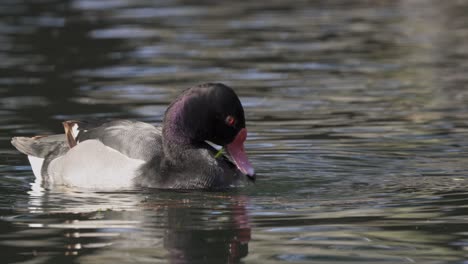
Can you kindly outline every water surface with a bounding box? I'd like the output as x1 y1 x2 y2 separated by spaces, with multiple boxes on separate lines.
2 0 468 263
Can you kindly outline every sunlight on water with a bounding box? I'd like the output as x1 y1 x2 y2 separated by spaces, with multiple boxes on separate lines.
2 0 468 263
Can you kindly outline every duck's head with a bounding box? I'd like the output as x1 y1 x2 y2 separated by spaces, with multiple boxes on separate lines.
163 83 255 180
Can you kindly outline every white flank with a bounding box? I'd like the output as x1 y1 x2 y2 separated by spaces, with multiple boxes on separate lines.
49 140 145 190
28 155 44 178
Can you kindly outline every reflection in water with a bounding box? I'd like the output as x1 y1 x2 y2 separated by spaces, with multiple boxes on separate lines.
5 190 252 263
164 198 250 263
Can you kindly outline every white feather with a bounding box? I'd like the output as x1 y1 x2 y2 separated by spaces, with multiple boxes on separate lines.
48 140 145 190
71 123 80 140
28 155 44 178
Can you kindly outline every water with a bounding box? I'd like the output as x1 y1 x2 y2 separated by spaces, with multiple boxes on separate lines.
2 0 468 263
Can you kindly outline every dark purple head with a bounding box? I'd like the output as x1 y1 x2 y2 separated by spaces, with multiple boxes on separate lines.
163 83 255 179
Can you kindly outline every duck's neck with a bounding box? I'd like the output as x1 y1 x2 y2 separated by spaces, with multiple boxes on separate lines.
162 96 198 148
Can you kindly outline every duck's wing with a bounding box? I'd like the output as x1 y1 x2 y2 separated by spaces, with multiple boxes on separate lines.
64 119 162 162
57 120 163 189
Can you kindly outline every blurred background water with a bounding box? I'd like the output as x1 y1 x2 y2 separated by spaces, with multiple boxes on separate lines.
2 0 468 263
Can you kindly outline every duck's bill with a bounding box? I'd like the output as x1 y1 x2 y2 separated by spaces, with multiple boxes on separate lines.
226 128 256 181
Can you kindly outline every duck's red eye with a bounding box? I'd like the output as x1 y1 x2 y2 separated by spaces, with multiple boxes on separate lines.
225 115 236 126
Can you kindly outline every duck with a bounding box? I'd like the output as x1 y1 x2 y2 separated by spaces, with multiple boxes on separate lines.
11 83 255 190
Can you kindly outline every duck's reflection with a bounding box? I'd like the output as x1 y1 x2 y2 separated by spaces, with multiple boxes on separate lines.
164 196 250 263
24 188 251 263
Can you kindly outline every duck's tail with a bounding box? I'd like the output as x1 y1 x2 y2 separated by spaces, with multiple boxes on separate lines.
11 135 67 158
12 135 69 178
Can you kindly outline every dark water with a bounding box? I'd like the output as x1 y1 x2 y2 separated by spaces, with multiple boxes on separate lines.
2 0 468 263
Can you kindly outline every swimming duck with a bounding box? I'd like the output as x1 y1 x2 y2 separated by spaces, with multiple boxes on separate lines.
11 83 255 190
